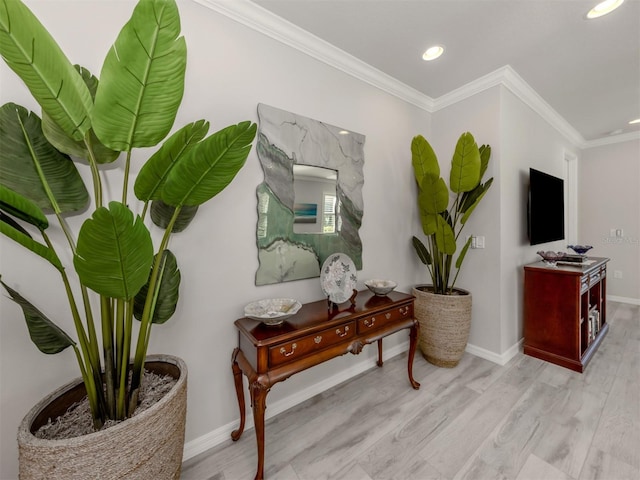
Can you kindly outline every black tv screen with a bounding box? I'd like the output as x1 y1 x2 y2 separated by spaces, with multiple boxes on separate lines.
528 168 565 245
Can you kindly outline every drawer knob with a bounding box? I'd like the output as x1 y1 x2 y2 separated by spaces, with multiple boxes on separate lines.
364 317 376 328
399 306 409 316
314 335 322 344
279 343 297 357
336 326 350 337
385 313 391 319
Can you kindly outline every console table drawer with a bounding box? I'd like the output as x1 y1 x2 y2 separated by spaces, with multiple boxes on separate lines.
356 304 412 334
269 322 356 366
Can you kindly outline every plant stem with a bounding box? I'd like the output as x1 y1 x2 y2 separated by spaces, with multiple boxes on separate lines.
129 207 180 411
100 295 116 418
83 134 103 208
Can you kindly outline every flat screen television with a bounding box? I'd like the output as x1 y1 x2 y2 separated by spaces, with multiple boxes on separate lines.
528 168 565 245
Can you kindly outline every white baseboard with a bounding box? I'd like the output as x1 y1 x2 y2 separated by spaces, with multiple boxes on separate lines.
183 341 410 461
465 338 523 366
183 335 529 462
608 295 640 306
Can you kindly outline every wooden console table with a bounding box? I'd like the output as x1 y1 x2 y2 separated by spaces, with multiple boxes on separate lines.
231 290 420 480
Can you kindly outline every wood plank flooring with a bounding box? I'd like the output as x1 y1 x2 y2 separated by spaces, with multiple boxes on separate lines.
181 302 639 480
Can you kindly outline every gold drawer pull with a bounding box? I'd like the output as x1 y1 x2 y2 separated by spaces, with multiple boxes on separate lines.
399 306 409 316
279 343 297 357
385 313 391 319
314 336 323 344
364 317 376 328
336 326 350 337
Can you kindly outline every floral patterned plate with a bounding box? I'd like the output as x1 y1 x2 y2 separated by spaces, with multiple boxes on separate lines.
320 253 357 304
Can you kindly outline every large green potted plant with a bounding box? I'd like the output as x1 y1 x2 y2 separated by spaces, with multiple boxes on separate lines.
0 0 256 477
411 132 493 367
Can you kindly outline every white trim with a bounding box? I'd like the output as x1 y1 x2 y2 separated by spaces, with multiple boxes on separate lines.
608 295 640 306
465 339 522 366
194 0 637 149
182 336 523 461
194 0 433 111
182 340 411 462
583 131 640 149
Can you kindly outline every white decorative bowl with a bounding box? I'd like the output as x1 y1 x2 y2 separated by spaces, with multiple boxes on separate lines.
365 279 397 296
244 298 302 326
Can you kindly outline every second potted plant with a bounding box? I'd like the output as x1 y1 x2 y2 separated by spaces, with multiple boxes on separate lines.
411 132 493 367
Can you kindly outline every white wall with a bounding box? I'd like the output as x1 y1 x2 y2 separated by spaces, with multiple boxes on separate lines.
2 1 636 477
499 88 581 353
580 140 640 302
0 1 429 477
429 88 503 354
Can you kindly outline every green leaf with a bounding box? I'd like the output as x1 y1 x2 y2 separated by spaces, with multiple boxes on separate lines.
0 103 89 213
162 121 257 206
455 236 472 269
42 66 120 164
150 200 198 232
434 214 456 255
0 218 63 271
92 0 186 150
134 120 209 202
73 202 154 299
133 250 180 324
0 0 92 140
411 134 439 189
0 184 48 230
450 132 481 193
461 178 493 225
479 144 491 181
417 174 449 215
412 236 432 266
1 279 75 354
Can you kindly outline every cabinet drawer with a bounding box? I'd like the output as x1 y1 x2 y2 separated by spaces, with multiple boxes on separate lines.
356 304 412 334
269 322 356 367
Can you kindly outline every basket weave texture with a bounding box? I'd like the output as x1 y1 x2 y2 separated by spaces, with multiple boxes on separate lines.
413 286 472 368
18 355 187 480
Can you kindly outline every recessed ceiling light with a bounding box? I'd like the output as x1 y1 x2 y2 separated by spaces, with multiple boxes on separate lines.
629 118 640 125
339 130 350 135
422 45 444 61
586 0 625 19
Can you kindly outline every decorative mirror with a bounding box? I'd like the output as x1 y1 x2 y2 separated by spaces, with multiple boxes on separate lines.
255 104 365 285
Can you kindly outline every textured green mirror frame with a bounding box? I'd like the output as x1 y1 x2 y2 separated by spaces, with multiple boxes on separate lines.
255 104 365 286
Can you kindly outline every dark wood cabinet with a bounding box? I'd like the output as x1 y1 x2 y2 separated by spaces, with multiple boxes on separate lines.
523 257 609 372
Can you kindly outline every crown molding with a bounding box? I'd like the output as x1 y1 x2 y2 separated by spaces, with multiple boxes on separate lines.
435 66 585 147
583 131 640 149
195 0 434 111
194 0 635 150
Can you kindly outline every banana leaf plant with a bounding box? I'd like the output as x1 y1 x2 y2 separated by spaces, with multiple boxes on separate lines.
0 0 257 428
411 133 493 295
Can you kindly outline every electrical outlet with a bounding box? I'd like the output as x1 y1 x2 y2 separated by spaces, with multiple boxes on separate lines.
614 270 623 279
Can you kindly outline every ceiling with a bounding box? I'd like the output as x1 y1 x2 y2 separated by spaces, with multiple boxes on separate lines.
250 0 640 144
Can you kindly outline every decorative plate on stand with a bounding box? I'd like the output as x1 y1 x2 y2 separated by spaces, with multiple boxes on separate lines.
320 253 357 304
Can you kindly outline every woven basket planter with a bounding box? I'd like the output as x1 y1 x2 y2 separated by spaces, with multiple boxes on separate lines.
17 355 187 480
413 285 472 368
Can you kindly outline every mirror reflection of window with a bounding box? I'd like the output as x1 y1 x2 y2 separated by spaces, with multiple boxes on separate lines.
292 165 338 234
322 194 336 233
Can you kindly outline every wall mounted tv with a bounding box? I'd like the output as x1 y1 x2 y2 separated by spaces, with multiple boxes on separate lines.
528 168 565 245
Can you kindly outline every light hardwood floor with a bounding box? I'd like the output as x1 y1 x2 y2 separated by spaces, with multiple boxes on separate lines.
181 302 639 480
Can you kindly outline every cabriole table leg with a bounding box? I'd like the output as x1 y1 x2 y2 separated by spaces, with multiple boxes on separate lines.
408 321 421 389
231 348 246 441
